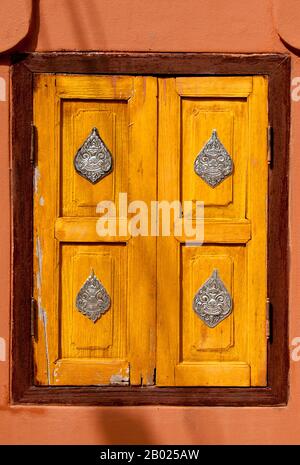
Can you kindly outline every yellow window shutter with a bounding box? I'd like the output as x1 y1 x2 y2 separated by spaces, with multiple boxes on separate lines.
156 76 268 387
33 75 157 386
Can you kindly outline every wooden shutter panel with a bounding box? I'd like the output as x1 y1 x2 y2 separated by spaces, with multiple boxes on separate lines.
33 75 157 386
33 73 268 389
157 76 268 387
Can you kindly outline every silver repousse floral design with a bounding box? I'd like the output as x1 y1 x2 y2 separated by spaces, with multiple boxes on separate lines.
193 269 232 328
74 127 112 183
194 129 233 187
75 270 111 323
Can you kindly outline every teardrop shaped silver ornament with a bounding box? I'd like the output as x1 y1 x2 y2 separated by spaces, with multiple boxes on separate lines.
74 127 113 183
193 269 232 328
76 270 111 323
194 129 233 187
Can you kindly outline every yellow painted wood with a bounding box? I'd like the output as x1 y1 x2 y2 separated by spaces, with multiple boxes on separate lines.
33 75 157 386
157 76 268 387
62 99 128 217
60 244 127 359
174 219 251 244
157 78 181 386
55 217 130 242
181 97 248 219
181 247 247 365
55 75 134 100
247 76 268 386
127 77 157 385
33 75 60 385
53 359 129 386
176 76 253 97
175 362 250 387
34 73 268 388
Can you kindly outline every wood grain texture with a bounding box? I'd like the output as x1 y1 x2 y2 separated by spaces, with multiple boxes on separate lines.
247 76 268 385
157 76 268 387
180 80 248 218
178 246 248 387
175 220 251 244
127 77 157 386
32 75 157 386
156 78 180 387
12 52 290 406
33 74 58 384
54 218 130 242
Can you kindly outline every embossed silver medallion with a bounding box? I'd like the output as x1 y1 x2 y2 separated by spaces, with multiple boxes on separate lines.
194 129 233 187
193 269 232 328
74 127 112 183
76 270 111 323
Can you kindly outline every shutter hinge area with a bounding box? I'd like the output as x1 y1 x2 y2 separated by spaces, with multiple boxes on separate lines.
152 367 156 385
31 297 37 339
30 123 37 166
266 298 272 340
267 126 273 167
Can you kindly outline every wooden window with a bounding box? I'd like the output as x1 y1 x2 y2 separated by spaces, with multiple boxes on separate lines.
12 53 290 405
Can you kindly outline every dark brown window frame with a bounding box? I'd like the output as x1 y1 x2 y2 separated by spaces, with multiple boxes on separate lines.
11 52 290 406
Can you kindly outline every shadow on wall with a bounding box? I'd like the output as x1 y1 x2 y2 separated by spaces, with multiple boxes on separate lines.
94 408 227 445
14 0 108 53
95 409 153 445
11 0 40 53
280 37 300 58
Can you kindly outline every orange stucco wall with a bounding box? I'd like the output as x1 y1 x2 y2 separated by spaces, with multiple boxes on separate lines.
1 0 300 444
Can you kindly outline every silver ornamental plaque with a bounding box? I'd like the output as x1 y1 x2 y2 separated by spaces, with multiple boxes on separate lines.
194 129 233 187
193 269 232 328
74 127 112 183
76 270 111 323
